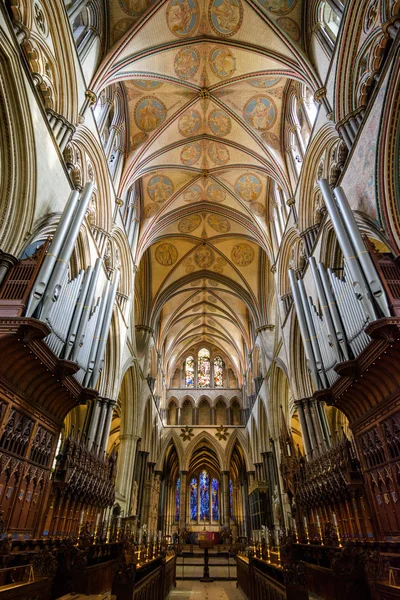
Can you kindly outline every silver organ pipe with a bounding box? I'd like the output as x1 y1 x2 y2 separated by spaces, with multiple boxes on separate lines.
89 269 121 389
82 281 111 389
288 269 323 390
26 189 80 317
333 186 390 317
70 257 102 363
44 269 85 357
298 279 329 389
309 257 343 363
40 182 94 320
73 297 102 384
307 298 339 387
318 179 378 321
328 264 371 355
63 265 94 360
317 262 350 361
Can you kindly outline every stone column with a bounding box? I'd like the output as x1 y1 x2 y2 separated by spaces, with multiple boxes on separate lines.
222 471 230 529
294 399 312 458
179 471 188 532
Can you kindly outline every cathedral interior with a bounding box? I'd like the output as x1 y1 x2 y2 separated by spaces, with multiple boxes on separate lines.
0 0 400 598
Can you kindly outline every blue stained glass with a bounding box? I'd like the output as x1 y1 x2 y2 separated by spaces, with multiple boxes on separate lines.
229 479 233 519
176 477 180 521
190 477 198 520
212 478 219 521
200 470 210 520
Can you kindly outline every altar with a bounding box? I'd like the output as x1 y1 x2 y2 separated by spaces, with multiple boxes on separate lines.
183 529 221 545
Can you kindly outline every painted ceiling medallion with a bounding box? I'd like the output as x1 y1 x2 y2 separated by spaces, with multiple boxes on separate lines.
207 183 226 202
261 131 280 150
208 141 230 165
234 173 262 202
207 214 231 233
256 0 298 15
249 77 281 88
208 0 243 37
181 142 201 165
130 131 148 150
167 0 199 37
231 243 255 266
178 214 202 233
244 96 277 131
208 109 232 137
250 201 266 217
276 17 301 42
178 110 202 137
194 245 215 268
209 47 236 79
174 46 200 79
155 243 179 266
134 96 166 132
184 184 202 202
147 175 174 203
118 0 151 17
143 203 159 218
132 79 164 90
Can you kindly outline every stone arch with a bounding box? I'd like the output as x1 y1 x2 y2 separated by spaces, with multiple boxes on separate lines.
0 32 36 255
183 431 225 472
155 429 184 472
224 429 254 473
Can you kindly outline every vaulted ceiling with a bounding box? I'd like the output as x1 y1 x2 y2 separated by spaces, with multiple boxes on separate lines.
95 0 320 384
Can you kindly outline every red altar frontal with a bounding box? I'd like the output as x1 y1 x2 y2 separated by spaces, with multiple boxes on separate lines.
183 530 221 545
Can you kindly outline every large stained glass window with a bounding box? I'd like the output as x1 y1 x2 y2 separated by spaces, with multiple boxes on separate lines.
190 477 198 520
198 348 211 388
212 478 219 521
229 479 233 519
175 477 180 521
185 356 195 387
200 470 210 520
213 356 224 387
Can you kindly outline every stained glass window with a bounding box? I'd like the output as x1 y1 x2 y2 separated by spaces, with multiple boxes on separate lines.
229 479 233 519
185 356 195 387
212 478 219 521
190 477 198 520
175 477 180 521
214 356 224 387
200 470 210 520
198 348 210 388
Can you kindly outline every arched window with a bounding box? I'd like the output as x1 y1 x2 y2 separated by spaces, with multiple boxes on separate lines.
190 477 198 520
212 478 219 521
175 477 180 521
189 472 220 522
321 1 340 42
185 356 195 388
198 348 211 387
200 470 210 521
214 356 224 387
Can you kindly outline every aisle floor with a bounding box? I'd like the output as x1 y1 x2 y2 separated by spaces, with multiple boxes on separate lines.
167 580 245 600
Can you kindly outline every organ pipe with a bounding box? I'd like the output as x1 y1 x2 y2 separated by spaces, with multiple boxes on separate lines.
83 280 111 389
63 265 93 360
70 257 102 362
298 279 329 389
89 268 120 388
40 182 94 320
318 179 378 321
26 189 80 317
288 269 322 390
317 262 350 361
333 185 390 317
